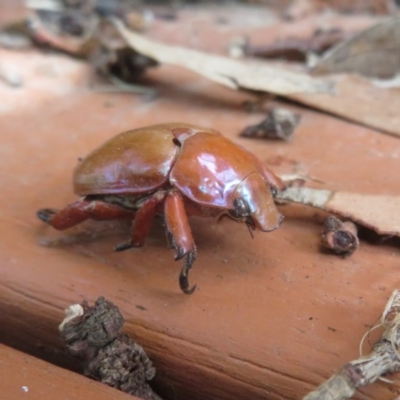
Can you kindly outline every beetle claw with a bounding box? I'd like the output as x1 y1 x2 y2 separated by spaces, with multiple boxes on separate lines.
179 250 197 294
37 208 57 224
175 247 186 261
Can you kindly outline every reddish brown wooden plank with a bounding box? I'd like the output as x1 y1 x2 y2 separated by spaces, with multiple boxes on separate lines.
1 6 400 400
0 344 141 400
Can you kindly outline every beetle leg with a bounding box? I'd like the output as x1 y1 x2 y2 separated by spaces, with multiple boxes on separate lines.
164 191 197 295
37 200 134 230
114 195 160 252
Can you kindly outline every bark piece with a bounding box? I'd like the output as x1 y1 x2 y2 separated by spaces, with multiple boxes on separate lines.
60 297 162 400
276 187 400 237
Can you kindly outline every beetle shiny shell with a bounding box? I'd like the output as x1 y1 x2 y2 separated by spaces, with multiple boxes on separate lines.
37 123 284 294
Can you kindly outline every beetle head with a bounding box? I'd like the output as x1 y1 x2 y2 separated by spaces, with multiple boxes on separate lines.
229 173 283 232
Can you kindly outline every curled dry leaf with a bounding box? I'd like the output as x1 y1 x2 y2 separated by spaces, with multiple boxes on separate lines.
111 18 334 96
311 17 400 79
276 187 400 237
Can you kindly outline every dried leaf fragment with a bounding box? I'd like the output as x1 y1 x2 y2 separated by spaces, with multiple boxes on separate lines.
276 187 400 237
290 73 400 138
111 18 334 96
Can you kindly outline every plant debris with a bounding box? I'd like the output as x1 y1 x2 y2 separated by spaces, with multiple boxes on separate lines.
59 296 162 400
112 18 333 96
321 216 359 256
240 107 301 141
243 28 350 62
276 187 400 237
290 73 400 137
304 289 400 399
312 17 400 79
3 0 158 90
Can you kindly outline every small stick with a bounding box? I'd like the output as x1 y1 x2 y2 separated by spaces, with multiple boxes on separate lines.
321 216 359 256
304 289 400 400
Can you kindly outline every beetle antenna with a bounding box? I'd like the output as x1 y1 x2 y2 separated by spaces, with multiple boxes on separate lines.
179 249 197 294
246 219 255 239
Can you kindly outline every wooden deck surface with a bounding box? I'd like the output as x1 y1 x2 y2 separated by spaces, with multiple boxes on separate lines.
1 3 400 400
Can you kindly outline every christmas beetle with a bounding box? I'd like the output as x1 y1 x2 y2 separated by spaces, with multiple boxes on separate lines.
37 123 284 294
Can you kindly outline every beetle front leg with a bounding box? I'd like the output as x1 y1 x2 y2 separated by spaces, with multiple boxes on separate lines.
37 200 134 230
164 191 197 295
114 195 161 252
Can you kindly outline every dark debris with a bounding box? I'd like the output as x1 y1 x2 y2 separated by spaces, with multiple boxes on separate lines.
321 216 359 256
240 107 301 141
60 296 162 400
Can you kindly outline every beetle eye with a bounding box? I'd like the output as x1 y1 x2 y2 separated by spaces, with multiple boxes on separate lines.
172 137 182 147
229 198 251 218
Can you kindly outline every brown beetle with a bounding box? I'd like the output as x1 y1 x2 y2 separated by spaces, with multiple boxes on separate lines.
38 123 284 294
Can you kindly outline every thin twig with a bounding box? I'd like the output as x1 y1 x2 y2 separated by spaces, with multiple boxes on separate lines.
304 290 400 400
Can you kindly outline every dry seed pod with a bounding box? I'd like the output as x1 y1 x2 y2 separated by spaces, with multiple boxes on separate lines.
321 215 359 256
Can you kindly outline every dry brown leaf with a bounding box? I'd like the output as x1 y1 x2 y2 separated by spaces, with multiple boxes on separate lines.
326 192 400 236
111 18 333 96
290 74 400 138
276 187 400 237
112 19 400 138
311 17 400 79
